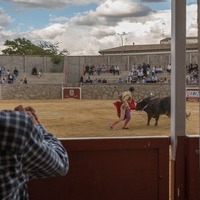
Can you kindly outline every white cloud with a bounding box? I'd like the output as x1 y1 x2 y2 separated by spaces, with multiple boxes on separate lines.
186 4 198 36
3 0 69 9
3 0 99 9
49 14 69 23
28 23 68 40
0 7 14 27
0 1 198 55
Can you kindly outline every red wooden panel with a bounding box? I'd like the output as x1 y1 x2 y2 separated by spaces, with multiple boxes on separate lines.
185 136 200 200
172 136 200 200
28 137 169 200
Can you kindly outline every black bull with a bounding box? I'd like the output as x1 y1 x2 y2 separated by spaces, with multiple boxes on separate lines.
135 96 171 126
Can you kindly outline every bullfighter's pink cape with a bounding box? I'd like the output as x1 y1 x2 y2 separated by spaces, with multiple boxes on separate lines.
113 100 136 118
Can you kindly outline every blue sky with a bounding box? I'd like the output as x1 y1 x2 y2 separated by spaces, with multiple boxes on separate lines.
0 0 198 55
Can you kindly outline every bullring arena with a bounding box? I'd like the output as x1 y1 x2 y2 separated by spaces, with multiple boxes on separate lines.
0 98 198 138
0 46 199 199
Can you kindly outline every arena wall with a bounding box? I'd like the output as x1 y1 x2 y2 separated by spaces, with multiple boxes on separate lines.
0 84 63 100
0 55 64 73
0 83 170 100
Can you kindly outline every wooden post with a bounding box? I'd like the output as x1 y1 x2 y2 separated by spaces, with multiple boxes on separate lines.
171 0 186 199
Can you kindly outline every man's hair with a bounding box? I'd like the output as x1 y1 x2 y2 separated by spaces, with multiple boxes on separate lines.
129 87 135 92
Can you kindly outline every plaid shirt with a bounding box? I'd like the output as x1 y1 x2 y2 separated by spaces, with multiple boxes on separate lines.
0 110 69 200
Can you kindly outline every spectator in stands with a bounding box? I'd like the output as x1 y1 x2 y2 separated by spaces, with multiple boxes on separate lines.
97 78 102 83
151 75 158 83
20 79 23 84
80 76 84 83
163 77 168 83
131 64 137 73
102 78 107 83
23 78 28 84
0 105 69 199
13 67 19 78
1 66 5 75
126 76 132 83
137 69 143 83
114 65 120 75
83 65 89 75
32 66 38 75
38 69 43 77
155 66 163 74
117 77 124 83
110 65 115 74
6 69 11 77
85 76 92 83
8 74 14 84
167 63 171 73
89 65 94 75
151 66 156 76
141 77 146 83
93 78 98 84
142 63 148 77
96 65 101 75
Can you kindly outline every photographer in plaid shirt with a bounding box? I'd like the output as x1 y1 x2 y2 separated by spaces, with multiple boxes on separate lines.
0 105 69 200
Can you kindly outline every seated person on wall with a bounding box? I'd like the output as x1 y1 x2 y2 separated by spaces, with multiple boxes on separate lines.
80 75 84 83
102 78 107 83
13 67 19 78
117 77 124 83
114 65 120 75
23 78 28 84
38 69 43 77
32 66 38 75
84 65 89 75
7 74 14 84
85 76 93 83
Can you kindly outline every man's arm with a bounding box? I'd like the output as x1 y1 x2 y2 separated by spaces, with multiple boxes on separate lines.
13 105 69 180
22 118 69 180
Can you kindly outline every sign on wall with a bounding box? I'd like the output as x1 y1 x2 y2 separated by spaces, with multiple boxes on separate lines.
62 87 81 99
186 87 199 101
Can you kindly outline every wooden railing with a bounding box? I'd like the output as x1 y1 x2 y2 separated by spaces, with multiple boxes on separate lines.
28 136 170 200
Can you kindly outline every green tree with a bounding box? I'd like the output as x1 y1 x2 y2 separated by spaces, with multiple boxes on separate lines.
38 41 68 64
2 38 69 65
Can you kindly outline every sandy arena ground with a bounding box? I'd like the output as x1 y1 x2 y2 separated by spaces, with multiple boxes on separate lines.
0 99 199 138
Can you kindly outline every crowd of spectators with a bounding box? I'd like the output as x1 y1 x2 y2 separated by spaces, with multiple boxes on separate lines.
186 63 199 84
124 63 167 84
81 64 120 84
80 75 108 84
83 64 120 76
0 66 21 84
81 62 199 85
1 62 198 85
0 66 30 84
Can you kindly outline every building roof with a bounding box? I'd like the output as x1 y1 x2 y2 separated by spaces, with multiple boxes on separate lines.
98 43 198 55
160 36 198 44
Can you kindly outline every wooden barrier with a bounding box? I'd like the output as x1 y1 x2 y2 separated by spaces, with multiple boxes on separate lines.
185 136 200 200
171 136 200 200
28 137 169 200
